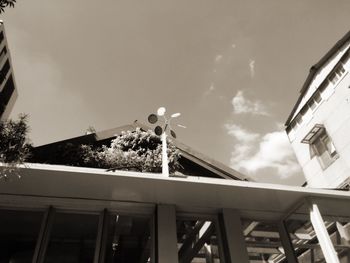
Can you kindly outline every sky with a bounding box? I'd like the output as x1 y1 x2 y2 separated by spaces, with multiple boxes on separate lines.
2 0 350 185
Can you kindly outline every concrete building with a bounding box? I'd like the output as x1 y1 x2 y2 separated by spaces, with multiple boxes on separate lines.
0 21 17 120
2 123 350 262
285 31 350 189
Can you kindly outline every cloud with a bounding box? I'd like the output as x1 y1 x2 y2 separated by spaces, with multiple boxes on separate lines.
224 124 301 179
231 90 269 116
231 44 236 48
249 59 255 78
215 54 223 63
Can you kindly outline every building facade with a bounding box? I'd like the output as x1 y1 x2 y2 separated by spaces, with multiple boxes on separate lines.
0 21 17 121
2 124 350 262
285 31 350 189
1 163 350 263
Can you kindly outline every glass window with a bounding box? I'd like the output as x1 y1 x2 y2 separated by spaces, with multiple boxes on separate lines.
312 131 338 169
44 212 99 263
341 51 350 64
295 115 303 126
0 75 15 107
329 72 339 85
328 63 346 85
306 90 322 112
176 218 223 262
307 100 316 110
0 209 44 262
0 59 10 85
103 214 152 263
313 90 322 103
0 46 7 64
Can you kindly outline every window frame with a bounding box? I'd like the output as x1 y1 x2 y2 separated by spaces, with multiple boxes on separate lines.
311 130 339 170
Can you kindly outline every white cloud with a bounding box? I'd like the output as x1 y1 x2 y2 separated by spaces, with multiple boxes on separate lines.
215 54 223 63
231 90 269 116
225 123 259 143
231 44 236 48
249 59 255 78
225 124 301 179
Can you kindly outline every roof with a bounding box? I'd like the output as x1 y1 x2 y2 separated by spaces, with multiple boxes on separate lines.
31 121 250 181
285 30 350 126
1 163 350 221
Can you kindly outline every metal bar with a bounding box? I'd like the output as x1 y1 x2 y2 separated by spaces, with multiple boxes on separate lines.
94 209 108 263
32 207 52 263
278 220 298 263
37 206 56 263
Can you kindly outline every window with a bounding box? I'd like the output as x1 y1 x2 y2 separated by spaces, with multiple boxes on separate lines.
0 46 7 64
102 214 152 263
312 131 338 170
44 212 99 263
0 209 44 262
307 90 322 111
328 63 346 85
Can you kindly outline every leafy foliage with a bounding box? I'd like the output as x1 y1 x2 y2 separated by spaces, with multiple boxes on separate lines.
0 114 32 179
81 128 181 173
0 0 16 13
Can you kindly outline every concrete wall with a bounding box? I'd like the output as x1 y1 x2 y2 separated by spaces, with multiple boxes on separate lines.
288 52 350 188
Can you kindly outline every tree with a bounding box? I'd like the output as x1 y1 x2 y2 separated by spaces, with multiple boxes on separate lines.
0 0 16 13
0 114 32 179
82 128 181 173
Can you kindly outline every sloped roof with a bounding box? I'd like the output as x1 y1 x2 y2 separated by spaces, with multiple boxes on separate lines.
31 121 250 181
285 30 350 126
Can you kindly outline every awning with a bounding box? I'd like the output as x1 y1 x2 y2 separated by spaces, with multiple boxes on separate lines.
301 124 325 144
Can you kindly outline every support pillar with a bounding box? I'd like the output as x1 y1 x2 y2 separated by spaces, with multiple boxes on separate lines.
221 209 249 263
278 220 298 263
157 204 178 263
309 202 339 263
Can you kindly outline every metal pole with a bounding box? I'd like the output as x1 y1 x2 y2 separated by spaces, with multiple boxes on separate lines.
161 132 169 176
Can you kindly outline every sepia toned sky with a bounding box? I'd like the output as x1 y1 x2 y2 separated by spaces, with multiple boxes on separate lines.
2 0 350 185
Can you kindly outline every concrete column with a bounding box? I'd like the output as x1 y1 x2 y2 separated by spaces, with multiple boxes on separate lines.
157 204 178 263
309 202 339 263
221 209 249 263
278 220 298 263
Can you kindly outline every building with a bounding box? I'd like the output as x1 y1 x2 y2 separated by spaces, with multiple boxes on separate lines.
0 21 17 121
285 31 350 189
1 123 350 262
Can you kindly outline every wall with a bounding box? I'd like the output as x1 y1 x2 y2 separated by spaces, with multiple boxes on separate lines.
288 51 350 188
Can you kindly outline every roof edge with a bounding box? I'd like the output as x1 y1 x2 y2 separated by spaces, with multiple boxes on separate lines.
285 30 350 126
